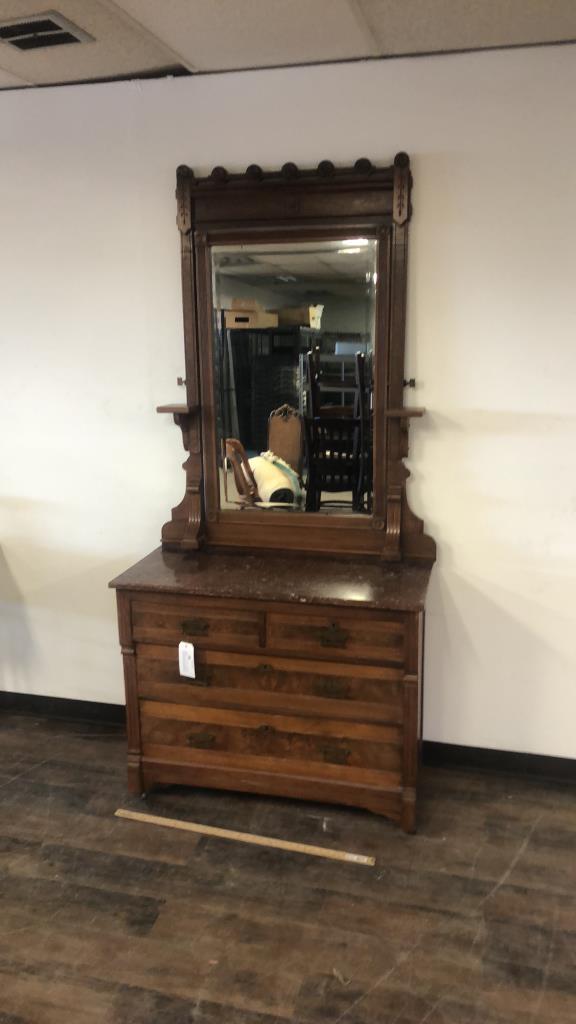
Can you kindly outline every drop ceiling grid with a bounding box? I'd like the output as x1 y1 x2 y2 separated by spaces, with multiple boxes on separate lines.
104 0 576 72
111 0 375 71
0 0 575 88
357 0 576 54
0 0 179 84
0 64 30 85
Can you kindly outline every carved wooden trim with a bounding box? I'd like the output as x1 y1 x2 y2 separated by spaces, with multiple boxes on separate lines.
401 654 419 834
115 591 132 648
400 613 424 833
161 166 205 551
116 593 142 795
392 152 411 226
382 491 403 560
382 206 408 559
161 409 204 550
401 494 437 561
380 185 434 563
189 157 386 190
371 226 391 522
176 165 193 233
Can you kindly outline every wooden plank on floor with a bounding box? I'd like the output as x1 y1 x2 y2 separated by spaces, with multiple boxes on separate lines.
115 808 376 866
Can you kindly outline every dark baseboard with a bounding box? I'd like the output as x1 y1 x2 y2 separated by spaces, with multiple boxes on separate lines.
1 693 573 783
0 692 125 725
423 740 576 783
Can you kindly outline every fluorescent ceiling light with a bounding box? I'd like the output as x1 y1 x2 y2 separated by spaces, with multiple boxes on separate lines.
340 238 369 247
337 247 362 254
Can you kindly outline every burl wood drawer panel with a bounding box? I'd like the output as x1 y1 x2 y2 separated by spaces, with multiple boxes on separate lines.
140 701 402 775
130 597 262 650
266 610 406 665
136 646 404 724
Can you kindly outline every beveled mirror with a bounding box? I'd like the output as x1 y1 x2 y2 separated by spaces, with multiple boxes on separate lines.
212 237 377 514
159 156 435 564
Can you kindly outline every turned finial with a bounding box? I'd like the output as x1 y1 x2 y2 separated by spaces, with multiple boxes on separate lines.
281 162 299 179
317 160 335 177
394 152 410 169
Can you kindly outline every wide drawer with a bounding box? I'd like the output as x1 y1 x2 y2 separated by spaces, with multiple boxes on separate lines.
131 597 262 650
136 646 403 724
266 610 406 665
140 700 402 775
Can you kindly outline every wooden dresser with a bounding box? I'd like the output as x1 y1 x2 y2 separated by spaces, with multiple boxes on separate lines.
110 156 436 831
110 548 431 833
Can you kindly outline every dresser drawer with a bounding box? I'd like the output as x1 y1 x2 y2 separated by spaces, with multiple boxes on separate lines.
136 646 403 724
266 610 405 665
130 597 262 650
140 700 402 775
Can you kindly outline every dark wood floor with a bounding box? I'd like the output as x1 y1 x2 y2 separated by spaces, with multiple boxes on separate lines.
0 713 575 1023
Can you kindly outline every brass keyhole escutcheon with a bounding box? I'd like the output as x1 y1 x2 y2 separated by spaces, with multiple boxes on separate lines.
319 622 349 648
182 617 209 637
319 679 348 699
187 730 216 749
256 723 275 736
322 745 351 766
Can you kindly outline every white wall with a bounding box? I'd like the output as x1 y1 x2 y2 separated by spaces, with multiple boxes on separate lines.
1 46 575 757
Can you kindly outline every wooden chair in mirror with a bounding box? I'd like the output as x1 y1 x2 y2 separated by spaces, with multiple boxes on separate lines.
304 348 372 513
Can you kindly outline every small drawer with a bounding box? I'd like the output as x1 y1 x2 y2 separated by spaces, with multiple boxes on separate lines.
136 646 403 724
266 610 405 665
131 597 262 651
140 700 402 776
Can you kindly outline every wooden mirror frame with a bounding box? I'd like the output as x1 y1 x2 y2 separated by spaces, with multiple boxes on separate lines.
158 155 435 564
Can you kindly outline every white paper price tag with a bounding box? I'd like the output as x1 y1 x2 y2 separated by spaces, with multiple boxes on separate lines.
178 641 196 679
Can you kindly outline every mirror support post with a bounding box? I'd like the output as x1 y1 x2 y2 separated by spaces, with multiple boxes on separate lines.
159 165 205 551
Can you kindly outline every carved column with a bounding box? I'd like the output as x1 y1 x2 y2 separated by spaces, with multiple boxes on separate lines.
160 166 205 550
382 154 411 560
400 610 423 833
116 593 142 794
382 154 436 563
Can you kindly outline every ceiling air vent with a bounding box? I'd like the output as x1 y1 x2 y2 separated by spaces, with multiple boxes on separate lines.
0 11 93 51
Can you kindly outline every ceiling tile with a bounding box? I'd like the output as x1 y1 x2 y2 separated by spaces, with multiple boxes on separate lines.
1 0 574 89
0 0 181 85
358 0 576 55
0 65 30 86
111 0 377 71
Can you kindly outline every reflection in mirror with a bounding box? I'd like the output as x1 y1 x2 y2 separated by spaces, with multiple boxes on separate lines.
212 239 377 515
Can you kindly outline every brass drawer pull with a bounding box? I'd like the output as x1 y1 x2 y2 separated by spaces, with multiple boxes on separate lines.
256 724 275 736
319 622 349 648
256 663 273 674
187 730 216 749
322 745 351 766
182 617 209 636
